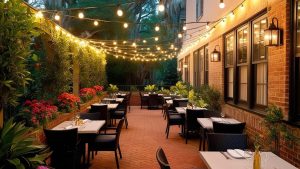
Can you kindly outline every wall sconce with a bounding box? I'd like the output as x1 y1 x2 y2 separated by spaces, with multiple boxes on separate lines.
211 45 221 62
264 17 283 46
183 64 188 69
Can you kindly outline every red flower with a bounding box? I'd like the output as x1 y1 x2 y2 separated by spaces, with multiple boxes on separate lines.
57 92 80 112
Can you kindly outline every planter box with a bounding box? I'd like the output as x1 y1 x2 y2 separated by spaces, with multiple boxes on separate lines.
32 95 105 143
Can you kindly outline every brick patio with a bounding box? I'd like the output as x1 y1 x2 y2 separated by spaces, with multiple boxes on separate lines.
89 106 207 169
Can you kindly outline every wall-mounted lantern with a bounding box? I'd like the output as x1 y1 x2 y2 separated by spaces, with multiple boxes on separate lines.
264 17 283 46
183 64 188 69
211 45 221 62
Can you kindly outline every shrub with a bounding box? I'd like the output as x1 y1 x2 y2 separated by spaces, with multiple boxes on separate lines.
57 92 80 113
199 85 221 112
80 88 96 103
107 84 119 94
93 85 104 96
144 85 156 92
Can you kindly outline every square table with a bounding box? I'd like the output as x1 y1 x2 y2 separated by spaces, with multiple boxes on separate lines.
87 103 119 110
197 117 241 151
143 93 163 97
52 120 105 134
166 100 173 105
175 107 207 114
199 151 297 169
102 98 124 103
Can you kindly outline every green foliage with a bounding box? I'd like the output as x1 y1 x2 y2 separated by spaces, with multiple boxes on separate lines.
0 0 37 106
107 84 119 94
144 85 156 92
158 89 170 95
0 118 50 169
199 85 222 112
170 81 189 97
194 99 208 108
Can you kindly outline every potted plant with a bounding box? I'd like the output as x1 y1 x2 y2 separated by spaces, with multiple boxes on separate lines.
107 84 119 98
144 84 156 93
57 92 80 113
199 85 221 112
0 118 51 169
93 85 104 96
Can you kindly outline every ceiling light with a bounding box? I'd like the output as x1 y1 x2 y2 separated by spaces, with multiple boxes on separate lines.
219 0 225 9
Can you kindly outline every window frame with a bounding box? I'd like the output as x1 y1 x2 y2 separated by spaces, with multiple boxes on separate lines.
223 12 268 112
196 0 204 21
224 32 236 101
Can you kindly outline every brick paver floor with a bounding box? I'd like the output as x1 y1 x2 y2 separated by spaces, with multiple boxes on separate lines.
89 106 207 169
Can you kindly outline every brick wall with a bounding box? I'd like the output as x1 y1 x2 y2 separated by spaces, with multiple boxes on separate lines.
180 0 300 167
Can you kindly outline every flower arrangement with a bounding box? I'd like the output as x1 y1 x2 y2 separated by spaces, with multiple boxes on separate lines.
57 92 80 113
107 84 119 94
93 85 104 96
80 88 96 103
21 99 58 127
144 84 156 93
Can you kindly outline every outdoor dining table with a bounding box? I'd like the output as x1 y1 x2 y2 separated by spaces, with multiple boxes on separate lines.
199 151 297 169
87 103 119 110
175 107 207 114
143 93 164 97
102 97 124 103
52 120 106 166
197 117 241 150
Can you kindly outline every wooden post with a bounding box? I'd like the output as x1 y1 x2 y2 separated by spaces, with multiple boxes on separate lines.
73 56 80 96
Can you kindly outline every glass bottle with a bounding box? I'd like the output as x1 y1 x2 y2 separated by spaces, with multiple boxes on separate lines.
253 146 261 169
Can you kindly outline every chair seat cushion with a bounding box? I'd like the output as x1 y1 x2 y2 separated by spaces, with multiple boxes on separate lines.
89 135 116 150
112 111 125 118
169 114 184 123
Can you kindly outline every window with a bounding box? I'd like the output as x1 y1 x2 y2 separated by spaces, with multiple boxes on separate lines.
199 48 205 85
225 33 235 99
196 0 203 20
224 13 268 111
184 55 190 83
237 26 249 102
252 16 268 107
193 50 200 87
204 45 209 84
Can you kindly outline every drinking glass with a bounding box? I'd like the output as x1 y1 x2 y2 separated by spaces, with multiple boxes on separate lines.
244 149 253 169
261 152 269 169
220 112 226 118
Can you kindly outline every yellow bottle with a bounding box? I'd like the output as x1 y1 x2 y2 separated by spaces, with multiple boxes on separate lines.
253 147 261 169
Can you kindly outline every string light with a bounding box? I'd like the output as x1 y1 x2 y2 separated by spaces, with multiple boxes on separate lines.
123 41 127 44
155 25 160 31
178 33 183 38
94 21 99 26
132 42 136 47
230 11 235 17
240 3 244 8
155 37 159 41
78 12 84 19
219 0 225 9
123 23 128 28
183 25 187 31
206 23 210 30
117 5 123 17
54 14 60 21
143 40 147 43
35 11 43 18
158 0 165 12
113 41 117 45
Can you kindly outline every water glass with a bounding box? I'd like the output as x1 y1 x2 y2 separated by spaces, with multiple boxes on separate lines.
220 112 226 118
261 152 269 169
244 149 253 169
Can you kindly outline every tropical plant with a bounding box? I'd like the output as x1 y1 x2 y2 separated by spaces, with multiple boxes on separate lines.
107 84 119 94
170 81 189 97
194 99 208 108
0 0 38 124
144 85 156 92
158 89 170 95
0 118 50 169
20 100 58 127
57 92 80 113
199 85 222 112
80 88 96 103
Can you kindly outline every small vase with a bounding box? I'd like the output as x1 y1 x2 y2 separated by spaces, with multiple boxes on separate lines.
253 147 261 169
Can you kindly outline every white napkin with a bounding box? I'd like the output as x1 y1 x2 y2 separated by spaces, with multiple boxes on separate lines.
210 117 223 122
227 149 251 159
65 125 73 129
82 119 90 123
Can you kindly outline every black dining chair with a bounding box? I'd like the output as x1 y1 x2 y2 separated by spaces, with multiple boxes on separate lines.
88 119 125 169
207 133 247 151
165 108 185 138
140 91 148 109
213 121 246 134
156 147 171 169
185 109 206 144
111 100 129 128
149 94 159 109
44 128 81 169
90 104 109 130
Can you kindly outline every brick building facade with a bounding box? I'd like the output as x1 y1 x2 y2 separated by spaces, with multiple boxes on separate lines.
178 0 300 167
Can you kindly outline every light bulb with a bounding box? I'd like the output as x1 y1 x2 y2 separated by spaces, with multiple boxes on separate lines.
94 21 99 26
178 33 183 38
143 40 147 43
219 0 225 9
158 4 165 12
35 11 43 18
117 8 123 17
155 25 160 31
113 41 117 45
132 42 136 47
78 12 84 19
54 14 60 21
183 25 187 31
155 37 159 41
123 23 128 28
123 41 127 44
206 24 210 30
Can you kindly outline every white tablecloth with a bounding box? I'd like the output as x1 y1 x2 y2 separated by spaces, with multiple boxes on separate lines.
52 120 105 134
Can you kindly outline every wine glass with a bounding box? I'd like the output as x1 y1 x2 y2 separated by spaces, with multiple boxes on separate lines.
220 112 226 118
